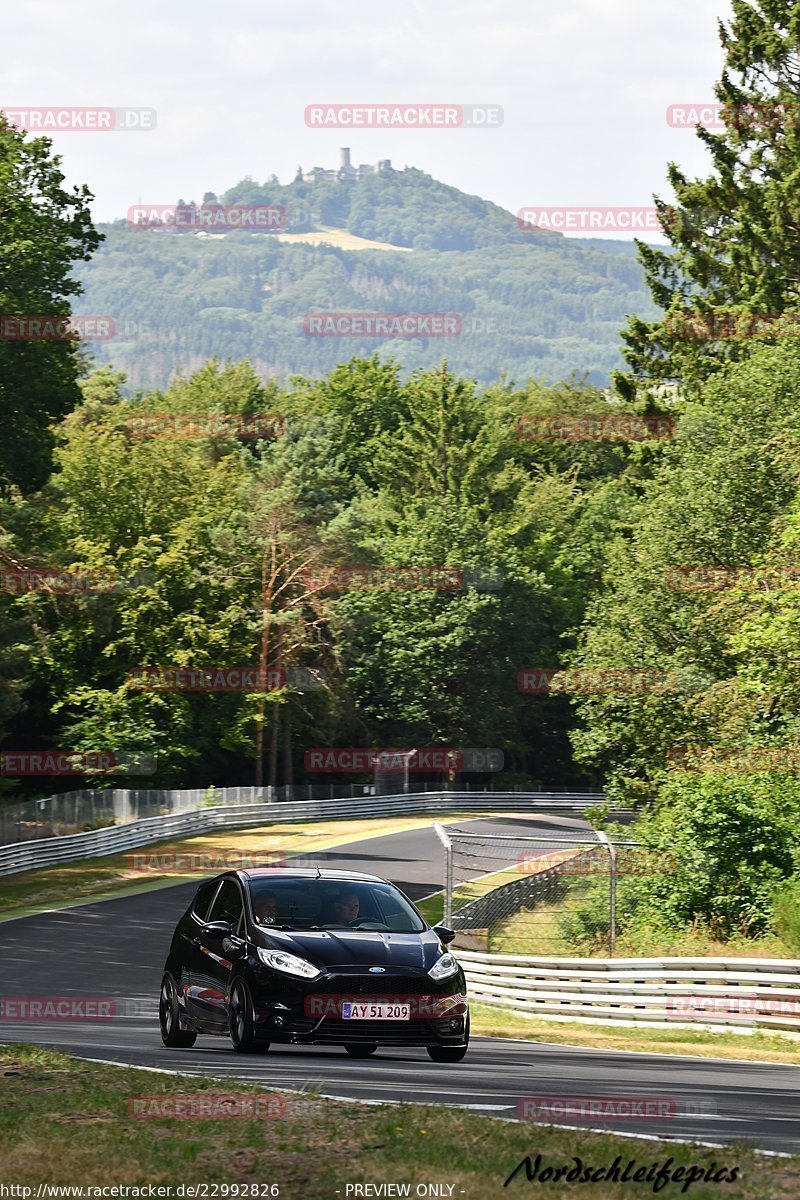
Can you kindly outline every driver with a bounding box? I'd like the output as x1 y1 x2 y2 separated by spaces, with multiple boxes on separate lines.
332 890 359 925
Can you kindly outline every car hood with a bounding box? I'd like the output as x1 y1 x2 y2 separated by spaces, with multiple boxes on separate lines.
253 928 446 970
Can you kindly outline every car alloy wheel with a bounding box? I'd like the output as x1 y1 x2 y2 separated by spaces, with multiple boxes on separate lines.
159 974 197 1048
229 979 269 1053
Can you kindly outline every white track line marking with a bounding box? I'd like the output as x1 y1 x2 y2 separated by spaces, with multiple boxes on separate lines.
25 1050 795 1159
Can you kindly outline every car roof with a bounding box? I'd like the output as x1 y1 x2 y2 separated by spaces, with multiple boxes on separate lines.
236 867 391 884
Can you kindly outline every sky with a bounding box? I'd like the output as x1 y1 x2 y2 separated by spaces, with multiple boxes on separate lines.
2 0 734 240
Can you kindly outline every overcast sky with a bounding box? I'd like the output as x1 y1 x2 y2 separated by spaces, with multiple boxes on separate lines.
3 0 733 239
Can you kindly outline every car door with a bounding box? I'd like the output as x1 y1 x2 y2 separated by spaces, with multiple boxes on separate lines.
189 877 246 1028
179 877 222 1022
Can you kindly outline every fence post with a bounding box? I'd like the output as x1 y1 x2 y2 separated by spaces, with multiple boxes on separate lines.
433 822 453 926
597 830 616 956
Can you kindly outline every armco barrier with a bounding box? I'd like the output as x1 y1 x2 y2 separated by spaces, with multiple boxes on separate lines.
459 950 800 1032
0 791 607 876
58 952 800 1033
0 782 601 844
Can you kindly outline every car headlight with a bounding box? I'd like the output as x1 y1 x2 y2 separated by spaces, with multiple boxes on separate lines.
428 952 459 981
256 948 322 980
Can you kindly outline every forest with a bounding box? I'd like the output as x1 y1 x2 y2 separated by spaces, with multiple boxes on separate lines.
77 167 654 391
5 0 800 956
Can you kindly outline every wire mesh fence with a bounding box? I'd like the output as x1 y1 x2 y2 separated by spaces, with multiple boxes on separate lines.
441 828 674 957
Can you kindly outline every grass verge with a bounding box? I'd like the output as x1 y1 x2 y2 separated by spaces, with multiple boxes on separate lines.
469 1002 800 1065
1 1044 797 1198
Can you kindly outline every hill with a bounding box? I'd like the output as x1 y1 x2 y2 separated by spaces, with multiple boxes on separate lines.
78 165 658 390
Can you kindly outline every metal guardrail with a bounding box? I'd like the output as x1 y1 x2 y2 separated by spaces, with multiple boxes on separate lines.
459 950 800 1032
52 952 800 1032
0 791 607 876
0 781 600 844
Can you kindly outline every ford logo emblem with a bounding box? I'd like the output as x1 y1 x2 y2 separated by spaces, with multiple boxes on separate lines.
369 967 385 973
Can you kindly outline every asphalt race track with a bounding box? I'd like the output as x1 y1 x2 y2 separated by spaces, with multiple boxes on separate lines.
2 813 800 1155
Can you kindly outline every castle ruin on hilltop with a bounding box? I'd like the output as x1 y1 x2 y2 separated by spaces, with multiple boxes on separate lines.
299 148 392 184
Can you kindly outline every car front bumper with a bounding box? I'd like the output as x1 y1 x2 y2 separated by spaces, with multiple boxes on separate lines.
248 966 469 1046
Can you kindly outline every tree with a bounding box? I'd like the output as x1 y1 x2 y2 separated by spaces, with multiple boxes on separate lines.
570 340 800 800
328 365 595 784
0 117 101 491
287 356 406 488
210 451 338 789
615 0 800 399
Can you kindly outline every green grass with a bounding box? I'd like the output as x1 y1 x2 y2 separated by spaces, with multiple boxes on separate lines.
417 893 444 924
484 898 797 960
469 1002 800 1064
487 900 576 955
1 1044 797 1197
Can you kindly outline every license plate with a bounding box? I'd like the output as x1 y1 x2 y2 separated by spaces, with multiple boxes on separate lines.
341 1002 411 1020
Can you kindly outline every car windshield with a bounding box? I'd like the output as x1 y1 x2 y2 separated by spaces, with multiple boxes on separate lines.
248 877 426 933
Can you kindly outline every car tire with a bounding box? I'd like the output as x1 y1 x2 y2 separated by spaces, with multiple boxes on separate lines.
344 1043 378 1057
159 974 197 1048
426 1015 469 1063
229 979 268 1053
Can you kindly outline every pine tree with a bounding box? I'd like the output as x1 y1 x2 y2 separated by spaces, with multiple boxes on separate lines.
615 1 800 401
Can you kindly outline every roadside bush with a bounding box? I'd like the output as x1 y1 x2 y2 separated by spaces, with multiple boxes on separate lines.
558 772 800 952
773 876 800 954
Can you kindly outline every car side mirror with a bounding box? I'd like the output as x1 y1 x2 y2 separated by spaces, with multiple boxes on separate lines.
433 924 456 945
205 919 233 936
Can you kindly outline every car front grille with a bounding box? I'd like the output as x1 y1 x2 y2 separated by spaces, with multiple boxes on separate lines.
316 973 435 996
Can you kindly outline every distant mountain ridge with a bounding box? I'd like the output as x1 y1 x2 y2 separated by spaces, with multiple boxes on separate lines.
80 163 658 390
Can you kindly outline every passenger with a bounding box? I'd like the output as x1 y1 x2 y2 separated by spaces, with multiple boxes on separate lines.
254 891 278 925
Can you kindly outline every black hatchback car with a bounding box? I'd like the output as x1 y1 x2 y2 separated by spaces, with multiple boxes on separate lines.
159 868 469 1061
